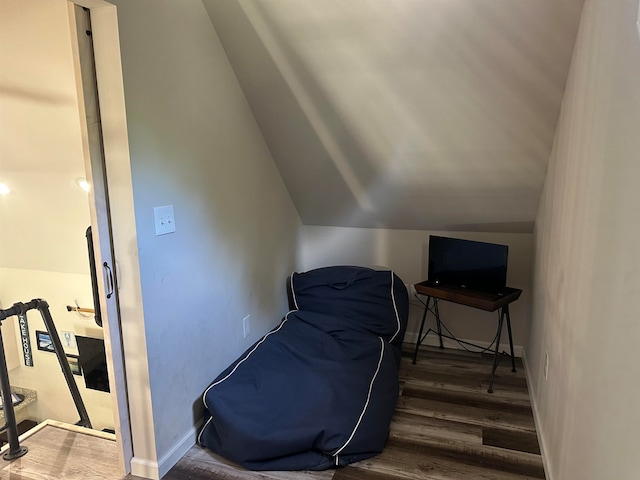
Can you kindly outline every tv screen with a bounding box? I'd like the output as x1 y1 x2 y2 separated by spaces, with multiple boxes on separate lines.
76 336 110 393
428 236 508 294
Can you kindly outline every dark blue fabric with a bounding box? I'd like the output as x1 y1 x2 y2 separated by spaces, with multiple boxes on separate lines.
198 266 408 470
290 266 409 357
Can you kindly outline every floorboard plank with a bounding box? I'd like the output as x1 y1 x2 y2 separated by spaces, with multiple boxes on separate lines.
389 412 483 447
395 396 537 433
400 361 529 392
483 427 542 455
401 384 533 415
399 377 532 407
344 441 542 480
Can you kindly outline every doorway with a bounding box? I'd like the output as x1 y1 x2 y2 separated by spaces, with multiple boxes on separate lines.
0 0 138 474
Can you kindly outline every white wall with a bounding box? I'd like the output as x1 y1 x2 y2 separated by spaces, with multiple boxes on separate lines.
0 267 114 431
107 0 301 476
528 0 640 479
299 226 533 352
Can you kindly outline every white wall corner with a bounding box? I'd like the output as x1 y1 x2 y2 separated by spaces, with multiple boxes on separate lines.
522 348 553 480
129 422 200 480
130 421 200 480
158 422 203 478
130 457 160 480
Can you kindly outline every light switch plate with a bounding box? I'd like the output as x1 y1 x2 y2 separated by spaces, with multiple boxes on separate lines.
154 205 176 236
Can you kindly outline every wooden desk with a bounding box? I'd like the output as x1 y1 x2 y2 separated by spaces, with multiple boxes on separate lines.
412 281 522 393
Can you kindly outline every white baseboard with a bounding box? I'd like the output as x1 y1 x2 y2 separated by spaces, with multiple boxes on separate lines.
130 423 201 480
130 457 159 480
406 329 523 357
522 349 553 480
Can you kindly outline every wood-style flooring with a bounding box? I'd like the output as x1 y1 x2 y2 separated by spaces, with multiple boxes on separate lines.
0 420 128 480
162 344 545 480
1 346 542 480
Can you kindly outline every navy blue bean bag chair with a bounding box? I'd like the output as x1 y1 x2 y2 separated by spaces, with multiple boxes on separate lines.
198 266 408 470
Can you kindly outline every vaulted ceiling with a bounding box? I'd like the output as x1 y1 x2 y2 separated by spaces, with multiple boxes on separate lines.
203 0 584 233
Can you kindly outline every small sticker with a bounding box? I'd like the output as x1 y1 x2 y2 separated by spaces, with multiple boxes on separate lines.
61 331 78 350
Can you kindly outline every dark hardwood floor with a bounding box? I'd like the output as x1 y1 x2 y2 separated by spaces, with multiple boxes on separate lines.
160 344 545 480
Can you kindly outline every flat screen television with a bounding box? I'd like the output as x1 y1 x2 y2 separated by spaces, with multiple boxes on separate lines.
76 336 110 393
427 235 509 294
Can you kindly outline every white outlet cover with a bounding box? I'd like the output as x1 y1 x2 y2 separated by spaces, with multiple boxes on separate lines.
544 353 549 379
154 205 176 236
637 1 640 40
243 315 251 338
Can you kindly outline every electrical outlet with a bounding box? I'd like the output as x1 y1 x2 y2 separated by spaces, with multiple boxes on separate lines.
154 205 176 236
242 315 251 338
637 0 640 40
544 352 549 380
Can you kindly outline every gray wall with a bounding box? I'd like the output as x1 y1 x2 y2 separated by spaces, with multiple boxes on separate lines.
528 0 640 478
110 0 301 472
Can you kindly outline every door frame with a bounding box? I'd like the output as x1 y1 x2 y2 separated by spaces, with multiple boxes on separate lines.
68 0 150 475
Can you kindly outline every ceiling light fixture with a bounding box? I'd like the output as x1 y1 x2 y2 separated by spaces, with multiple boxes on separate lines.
77 179 91 193
0 183 10 195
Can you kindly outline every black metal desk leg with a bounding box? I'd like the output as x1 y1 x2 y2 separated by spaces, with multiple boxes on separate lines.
433 298 444 349
488 310 504 394
412 296 431 364
505 305 516 372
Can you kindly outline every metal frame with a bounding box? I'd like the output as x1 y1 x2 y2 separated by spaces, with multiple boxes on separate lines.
0 299 92 460
411 295 517 393
487 304 517 393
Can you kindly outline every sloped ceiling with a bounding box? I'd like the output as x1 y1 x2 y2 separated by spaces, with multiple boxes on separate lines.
203 0 584 233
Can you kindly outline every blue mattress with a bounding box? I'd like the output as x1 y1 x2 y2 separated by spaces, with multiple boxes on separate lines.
198 266 408 470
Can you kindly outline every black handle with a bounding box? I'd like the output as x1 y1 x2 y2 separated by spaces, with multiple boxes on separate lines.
103 262 114 299
85 226 103 327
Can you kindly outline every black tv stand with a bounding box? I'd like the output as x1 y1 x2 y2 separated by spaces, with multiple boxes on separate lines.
411 281 522 393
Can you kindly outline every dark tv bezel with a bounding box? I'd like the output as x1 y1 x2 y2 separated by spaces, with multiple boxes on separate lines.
427 235 509 294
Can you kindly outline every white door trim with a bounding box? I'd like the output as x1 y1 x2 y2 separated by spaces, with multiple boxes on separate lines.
68 0 153 475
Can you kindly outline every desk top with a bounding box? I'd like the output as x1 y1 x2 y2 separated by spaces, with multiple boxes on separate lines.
414 280 522 312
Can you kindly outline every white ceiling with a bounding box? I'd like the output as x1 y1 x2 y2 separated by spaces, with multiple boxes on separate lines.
0 0 91 274
203 0 584 232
